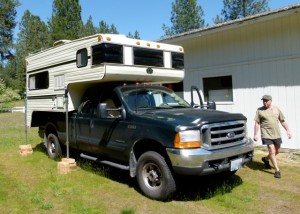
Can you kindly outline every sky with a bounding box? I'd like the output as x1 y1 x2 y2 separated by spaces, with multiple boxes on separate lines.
15 0 300 41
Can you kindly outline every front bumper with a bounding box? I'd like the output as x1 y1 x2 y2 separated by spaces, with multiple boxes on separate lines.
166 139 254 176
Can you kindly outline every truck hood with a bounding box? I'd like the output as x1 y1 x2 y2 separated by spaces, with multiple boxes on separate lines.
140 108 247 127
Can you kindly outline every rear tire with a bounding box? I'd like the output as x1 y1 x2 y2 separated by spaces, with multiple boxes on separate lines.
136 151 176 201
46 133 62 159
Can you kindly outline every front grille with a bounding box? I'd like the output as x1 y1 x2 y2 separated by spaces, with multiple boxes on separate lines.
201 120 247 150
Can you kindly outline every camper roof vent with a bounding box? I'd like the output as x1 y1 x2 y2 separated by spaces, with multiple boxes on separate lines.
53 40 71 47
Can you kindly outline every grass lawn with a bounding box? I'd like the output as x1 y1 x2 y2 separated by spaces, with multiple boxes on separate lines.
0 112 299 213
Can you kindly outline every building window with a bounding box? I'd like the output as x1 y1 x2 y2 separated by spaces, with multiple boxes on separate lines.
28 71 49 90
203 75 233 102
76 48 88 67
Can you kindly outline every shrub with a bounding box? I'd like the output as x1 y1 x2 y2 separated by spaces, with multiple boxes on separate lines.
0 78 21 102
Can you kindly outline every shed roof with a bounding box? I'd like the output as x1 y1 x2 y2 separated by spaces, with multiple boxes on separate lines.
160 3 300 43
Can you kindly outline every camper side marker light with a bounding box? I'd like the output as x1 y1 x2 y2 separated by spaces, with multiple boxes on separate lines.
97 35 111 41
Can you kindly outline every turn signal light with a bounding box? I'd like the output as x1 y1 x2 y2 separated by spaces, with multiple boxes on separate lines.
174 131 201 149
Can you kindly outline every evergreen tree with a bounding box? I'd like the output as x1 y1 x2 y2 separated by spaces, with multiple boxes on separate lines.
213 15 225 25
11 10 50 93
17 10 50 53
0 0 19 61
162 0 205 37
48 0 82 43
109 24 118 34
98 21 110 33
127 31 140 39
97 21 119 34
79 16 97 37
218 0 269 23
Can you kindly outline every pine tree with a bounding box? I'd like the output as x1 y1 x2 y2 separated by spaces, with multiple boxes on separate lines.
162 0 205 37
127 31 140 39
0 0 19 61
17 10 50 53
97 21 119 34
218 0 269 22
79 16 97 37
48 0 82 43
11 10 50 93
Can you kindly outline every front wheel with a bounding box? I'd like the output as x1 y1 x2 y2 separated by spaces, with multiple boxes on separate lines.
46 133 62 159
136 151 176 201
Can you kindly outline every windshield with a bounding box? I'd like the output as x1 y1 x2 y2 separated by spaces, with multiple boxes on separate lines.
120 86 190 111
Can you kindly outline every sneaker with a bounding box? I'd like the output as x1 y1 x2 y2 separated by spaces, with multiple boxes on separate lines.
274 171 281 178
262 157 271 169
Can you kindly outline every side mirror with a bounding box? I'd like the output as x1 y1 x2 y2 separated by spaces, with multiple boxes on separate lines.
120 107 126 119
207 101 216 110
97 103 126 119
97 103 108 118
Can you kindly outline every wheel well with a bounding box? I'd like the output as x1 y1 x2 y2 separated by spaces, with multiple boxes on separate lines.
133 139 171 165
32 111 67 128
45 123 58 139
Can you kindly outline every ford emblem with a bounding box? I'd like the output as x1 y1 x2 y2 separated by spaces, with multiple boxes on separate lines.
227 132 235 138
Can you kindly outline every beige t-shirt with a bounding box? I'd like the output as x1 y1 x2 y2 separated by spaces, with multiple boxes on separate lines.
254 105 285 139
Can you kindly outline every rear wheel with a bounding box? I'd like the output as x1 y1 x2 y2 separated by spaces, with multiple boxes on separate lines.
136 151 176 201
46 133 62 159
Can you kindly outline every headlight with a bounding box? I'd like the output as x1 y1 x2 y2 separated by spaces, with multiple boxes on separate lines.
174 130 202 149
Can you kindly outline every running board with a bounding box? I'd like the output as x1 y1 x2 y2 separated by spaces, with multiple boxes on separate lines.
80 153 129 170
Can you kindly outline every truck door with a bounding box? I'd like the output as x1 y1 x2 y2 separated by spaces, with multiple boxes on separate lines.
74 100 96 152
89 92 129 162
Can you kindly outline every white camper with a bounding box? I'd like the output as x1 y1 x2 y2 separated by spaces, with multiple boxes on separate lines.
26 34 184 128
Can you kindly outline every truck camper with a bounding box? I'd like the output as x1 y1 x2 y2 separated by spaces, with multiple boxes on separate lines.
26 34 253 201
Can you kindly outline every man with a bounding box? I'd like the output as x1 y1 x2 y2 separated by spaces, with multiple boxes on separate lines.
254 95 292 178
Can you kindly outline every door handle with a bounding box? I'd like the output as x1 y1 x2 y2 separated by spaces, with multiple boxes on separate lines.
90 119 94 129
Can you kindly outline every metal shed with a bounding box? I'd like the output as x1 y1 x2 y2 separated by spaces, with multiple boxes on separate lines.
161 4 300 149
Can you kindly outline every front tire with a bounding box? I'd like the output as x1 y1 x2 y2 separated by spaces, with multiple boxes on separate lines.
136 151 176 201
46 133 62 159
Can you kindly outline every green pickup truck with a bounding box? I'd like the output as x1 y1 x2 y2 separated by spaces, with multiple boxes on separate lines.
39 83 253 201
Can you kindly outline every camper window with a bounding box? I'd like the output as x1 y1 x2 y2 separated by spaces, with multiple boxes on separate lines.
28 71 49 90
76 48 88 67
133 47 163 67
92 43 123 65
171 52 184 69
